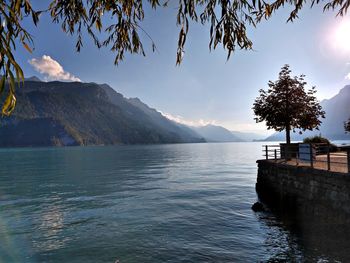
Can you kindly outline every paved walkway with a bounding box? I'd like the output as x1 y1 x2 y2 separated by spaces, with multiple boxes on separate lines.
269 152 348 173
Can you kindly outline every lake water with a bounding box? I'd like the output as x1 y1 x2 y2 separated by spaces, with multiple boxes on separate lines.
0 142 345 262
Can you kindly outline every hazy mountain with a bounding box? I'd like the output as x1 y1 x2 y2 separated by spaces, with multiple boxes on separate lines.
24 76 42 82
231 131 267 142
100 85 204 143
128 97 203 141
264 85 350 141
191 124 244 142
0 80 204 147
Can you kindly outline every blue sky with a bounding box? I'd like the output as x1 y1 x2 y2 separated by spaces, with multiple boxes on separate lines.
15 3 350 134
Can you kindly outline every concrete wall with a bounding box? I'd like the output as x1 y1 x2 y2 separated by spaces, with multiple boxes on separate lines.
256 160 350 223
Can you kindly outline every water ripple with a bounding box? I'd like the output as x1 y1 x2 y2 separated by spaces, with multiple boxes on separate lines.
0 143 342 262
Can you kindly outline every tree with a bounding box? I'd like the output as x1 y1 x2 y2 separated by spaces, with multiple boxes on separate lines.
1 0 350 116
345 120 350 132
253 64 325 145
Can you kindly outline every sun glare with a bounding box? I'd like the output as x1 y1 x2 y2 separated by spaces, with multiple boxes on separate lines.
334 20 350 53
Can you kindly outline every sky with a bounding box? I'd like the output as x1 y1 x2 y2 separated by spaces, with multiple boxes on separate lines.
14 2 350 135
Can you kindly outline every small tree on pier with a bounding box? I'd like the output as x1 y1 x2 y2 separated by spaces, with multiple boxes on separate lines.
253 64 325 145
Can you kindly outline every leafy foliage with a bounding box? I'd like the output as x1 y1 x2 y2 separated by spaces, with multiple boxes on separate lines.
303 135 330 144
1 0 350 116
303 135 339 152
253 64 325 144
0 1 39 116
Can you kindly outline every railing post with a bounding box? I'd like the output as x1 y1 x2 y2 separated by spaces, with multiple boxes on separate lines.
274 149 277 160
327 143 331 171
296 152 299 166
310 143 314 168
347 149 350 173
265 145 268 160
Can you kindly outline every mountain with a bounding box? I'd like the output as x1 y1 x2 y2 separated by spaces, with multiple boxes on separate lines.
191 124 244 142
24 76 42 82
320 86 350 139
0 80 204 147
230 131 267 142
264 85 350 141
127 97 203 141
99 84 204 143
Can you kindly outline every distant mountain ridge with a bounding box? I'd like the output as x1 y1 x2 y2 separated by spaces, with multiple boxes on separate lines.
188 125 267 142
0 77 268 146
190 124 244 142
264 85 350 141
230 130 267 142
0 79 204 147
100 84 204 143
25 76 42 82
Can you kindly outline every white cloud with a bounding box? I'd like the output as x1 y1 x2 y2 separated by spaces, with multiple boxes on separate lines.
161 112 218 127
346 72 350 80
29 55 81 82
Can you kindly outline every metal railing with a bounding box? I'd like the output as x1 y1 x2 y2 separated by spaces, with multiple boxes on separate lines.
263 143 350 173
263 145 281 160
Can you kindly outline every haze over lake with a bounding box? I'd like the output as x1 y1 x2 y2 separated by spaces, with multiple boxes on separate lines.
1 142 347 262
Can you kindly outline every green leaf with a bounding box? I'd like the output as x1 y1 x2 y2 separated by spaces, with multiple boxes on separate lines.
2 91 16 116
22 42 32 53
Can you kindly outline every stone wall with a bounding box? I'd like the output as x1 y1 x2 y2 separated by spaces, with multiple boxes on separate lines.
256 160 350 223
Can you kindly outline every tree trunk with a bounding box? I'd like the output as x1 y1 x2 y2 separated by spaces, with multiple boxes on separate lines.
285 125 291 161
286 125 291 145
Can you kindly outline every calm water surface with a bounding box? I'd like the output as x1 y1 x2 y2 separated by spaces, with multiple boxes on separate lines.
0 143 343 262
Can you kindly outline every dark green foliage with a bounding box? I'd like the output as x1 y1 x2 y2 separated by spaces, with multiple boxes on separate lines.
253 64 325 145
0 118 76 147
0 80 204 147
303 135 339 152
303 135 330 144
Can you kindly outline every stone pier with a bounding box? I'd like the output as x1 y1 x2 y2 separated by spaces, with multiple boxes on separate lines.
256 160 350 223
